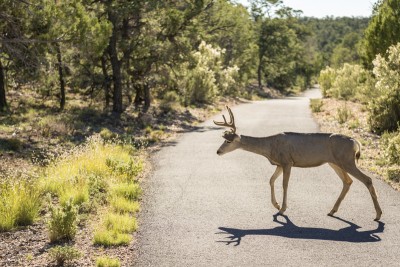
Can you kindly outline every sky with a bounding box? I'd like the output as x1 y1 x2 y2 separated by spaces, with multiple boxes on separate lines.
237 0 379 18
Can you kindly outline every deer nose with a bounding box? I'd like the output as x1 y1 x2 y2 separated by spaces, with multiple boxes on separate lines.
217 150 222 155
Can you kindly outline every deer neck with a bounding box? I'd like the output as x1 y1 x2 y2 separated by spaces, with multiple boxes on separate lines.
239 135 271 157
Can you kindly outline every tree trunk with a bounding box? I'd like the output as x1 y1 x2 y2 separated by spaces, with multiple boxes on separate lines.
55 43 66 110
0 59 7 111
108 11 123 113
134 83 143 109
257 55 263 89
143 82 150 113
101 54 111 109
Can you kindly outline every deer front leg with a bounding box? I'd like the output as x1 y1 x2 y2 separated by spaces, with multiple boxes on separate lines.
279 166 292 215
269 166 283 210
328 163 353 216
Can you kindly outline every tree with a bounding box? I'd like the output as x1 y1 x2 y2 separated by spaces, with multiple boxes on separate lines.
30 0 111 110
362 0 400 68
0 0 33 111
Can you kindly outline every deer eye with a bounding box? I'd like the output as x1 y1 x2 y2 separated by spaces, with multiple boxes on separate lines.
225 140 232 144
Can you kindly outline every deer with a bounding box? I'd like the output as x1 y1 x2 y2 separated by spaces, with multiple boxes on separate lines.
214 106 382 221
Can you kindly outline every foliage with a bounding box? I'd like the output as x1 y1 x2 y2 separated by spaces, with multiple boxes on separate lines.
96 256 121 267
0 180 41 231
387 166 400 182
381 131 400 165
175 41 240 105
336 104 352 124
309 99 323 113
48 245 82 266
362 0 400 68
318 64 375 102
318 67 337 97
369 43 400 133
47 199 78 242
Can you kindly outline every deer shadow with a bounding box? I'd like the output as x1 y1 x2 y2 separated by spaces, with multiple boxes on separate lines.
216 214 385 246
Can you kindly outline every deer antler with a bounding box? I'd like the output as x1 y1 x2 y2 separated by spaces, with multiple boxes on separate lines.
213 106 236 133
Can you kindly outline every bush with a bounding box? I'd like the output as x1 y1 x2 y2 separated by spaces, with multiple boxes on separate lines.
310 99 323 113
0 180 41 231
387 166 400 182
100 128 117 141
48 245 81 266
369 43 400 133
159 91 180 113
318 64 375 102
96 256 121 267
318 67 336 97
381 131 400 165
337 104 352 124
176 41 239 105
47 199 78 242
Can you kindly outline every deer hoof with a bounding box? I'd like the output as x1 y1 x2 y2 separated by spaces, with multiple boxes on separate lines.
278 208 286 215
374 213 382 221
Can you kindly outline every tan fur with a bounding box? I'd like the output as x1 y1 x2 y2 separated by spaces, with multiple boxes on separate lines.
215 107 382 221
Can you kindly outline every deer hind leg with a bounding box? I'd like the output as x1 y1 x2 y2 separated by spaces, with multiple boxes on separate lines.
328 163 353 216
279 166 291 215
269 166 283 210
344 164 382 221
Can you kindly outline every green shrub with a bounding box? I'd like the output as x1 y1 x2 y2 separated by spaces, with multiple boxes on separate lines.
48 245 81 266
96 256 121 267
310 99 323 113
369 43 400 133
387 166 400 182
0 180 41 231
47 199 78 242
100 128 117 141
337 104 352 124
318 67 336 97
381 131 400 165
160 91 180 113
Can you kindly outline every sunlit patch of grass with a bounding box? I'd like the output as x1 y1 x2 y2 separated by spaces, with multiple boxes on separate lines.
0 180 41 231
111 183 141 201
40 136 142 205
110 196 140 213
96 256 121 267
93 229 132 246
104 213 137 233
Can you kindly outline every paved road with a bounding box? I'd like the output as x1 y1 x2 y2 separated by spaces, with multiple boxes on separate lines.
134 89 400 267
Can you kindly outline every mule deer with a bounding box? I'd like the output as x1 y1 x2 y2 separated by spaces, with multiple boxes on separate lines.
214 106 382 221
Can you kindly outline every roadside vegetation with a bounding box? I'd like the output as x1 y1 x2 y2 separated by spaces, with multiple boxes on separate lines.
314 0 400 189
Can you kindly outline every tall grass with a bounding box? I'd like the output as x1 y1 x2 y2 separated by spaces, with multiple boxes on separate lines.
0 180 41 231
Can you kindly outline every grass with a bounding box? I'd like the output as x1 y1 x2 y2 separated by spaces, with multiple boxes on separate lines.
310 98 323 113
96 256 121 267
111 183 142 201
110 197 140 213
93 229 132 246
0 180 41 231
104 213 137 233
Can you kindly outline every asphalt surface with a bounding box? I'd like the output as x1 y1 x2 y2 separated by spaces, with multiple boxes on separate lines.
134 89 400 267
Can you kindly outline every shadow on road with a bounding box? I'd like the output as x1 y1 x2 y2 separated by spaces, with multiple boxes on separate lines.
217 214 385 246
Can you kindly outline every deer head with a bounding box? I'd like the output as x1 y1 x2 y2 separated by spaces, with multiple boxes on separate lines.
214 106 241 155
